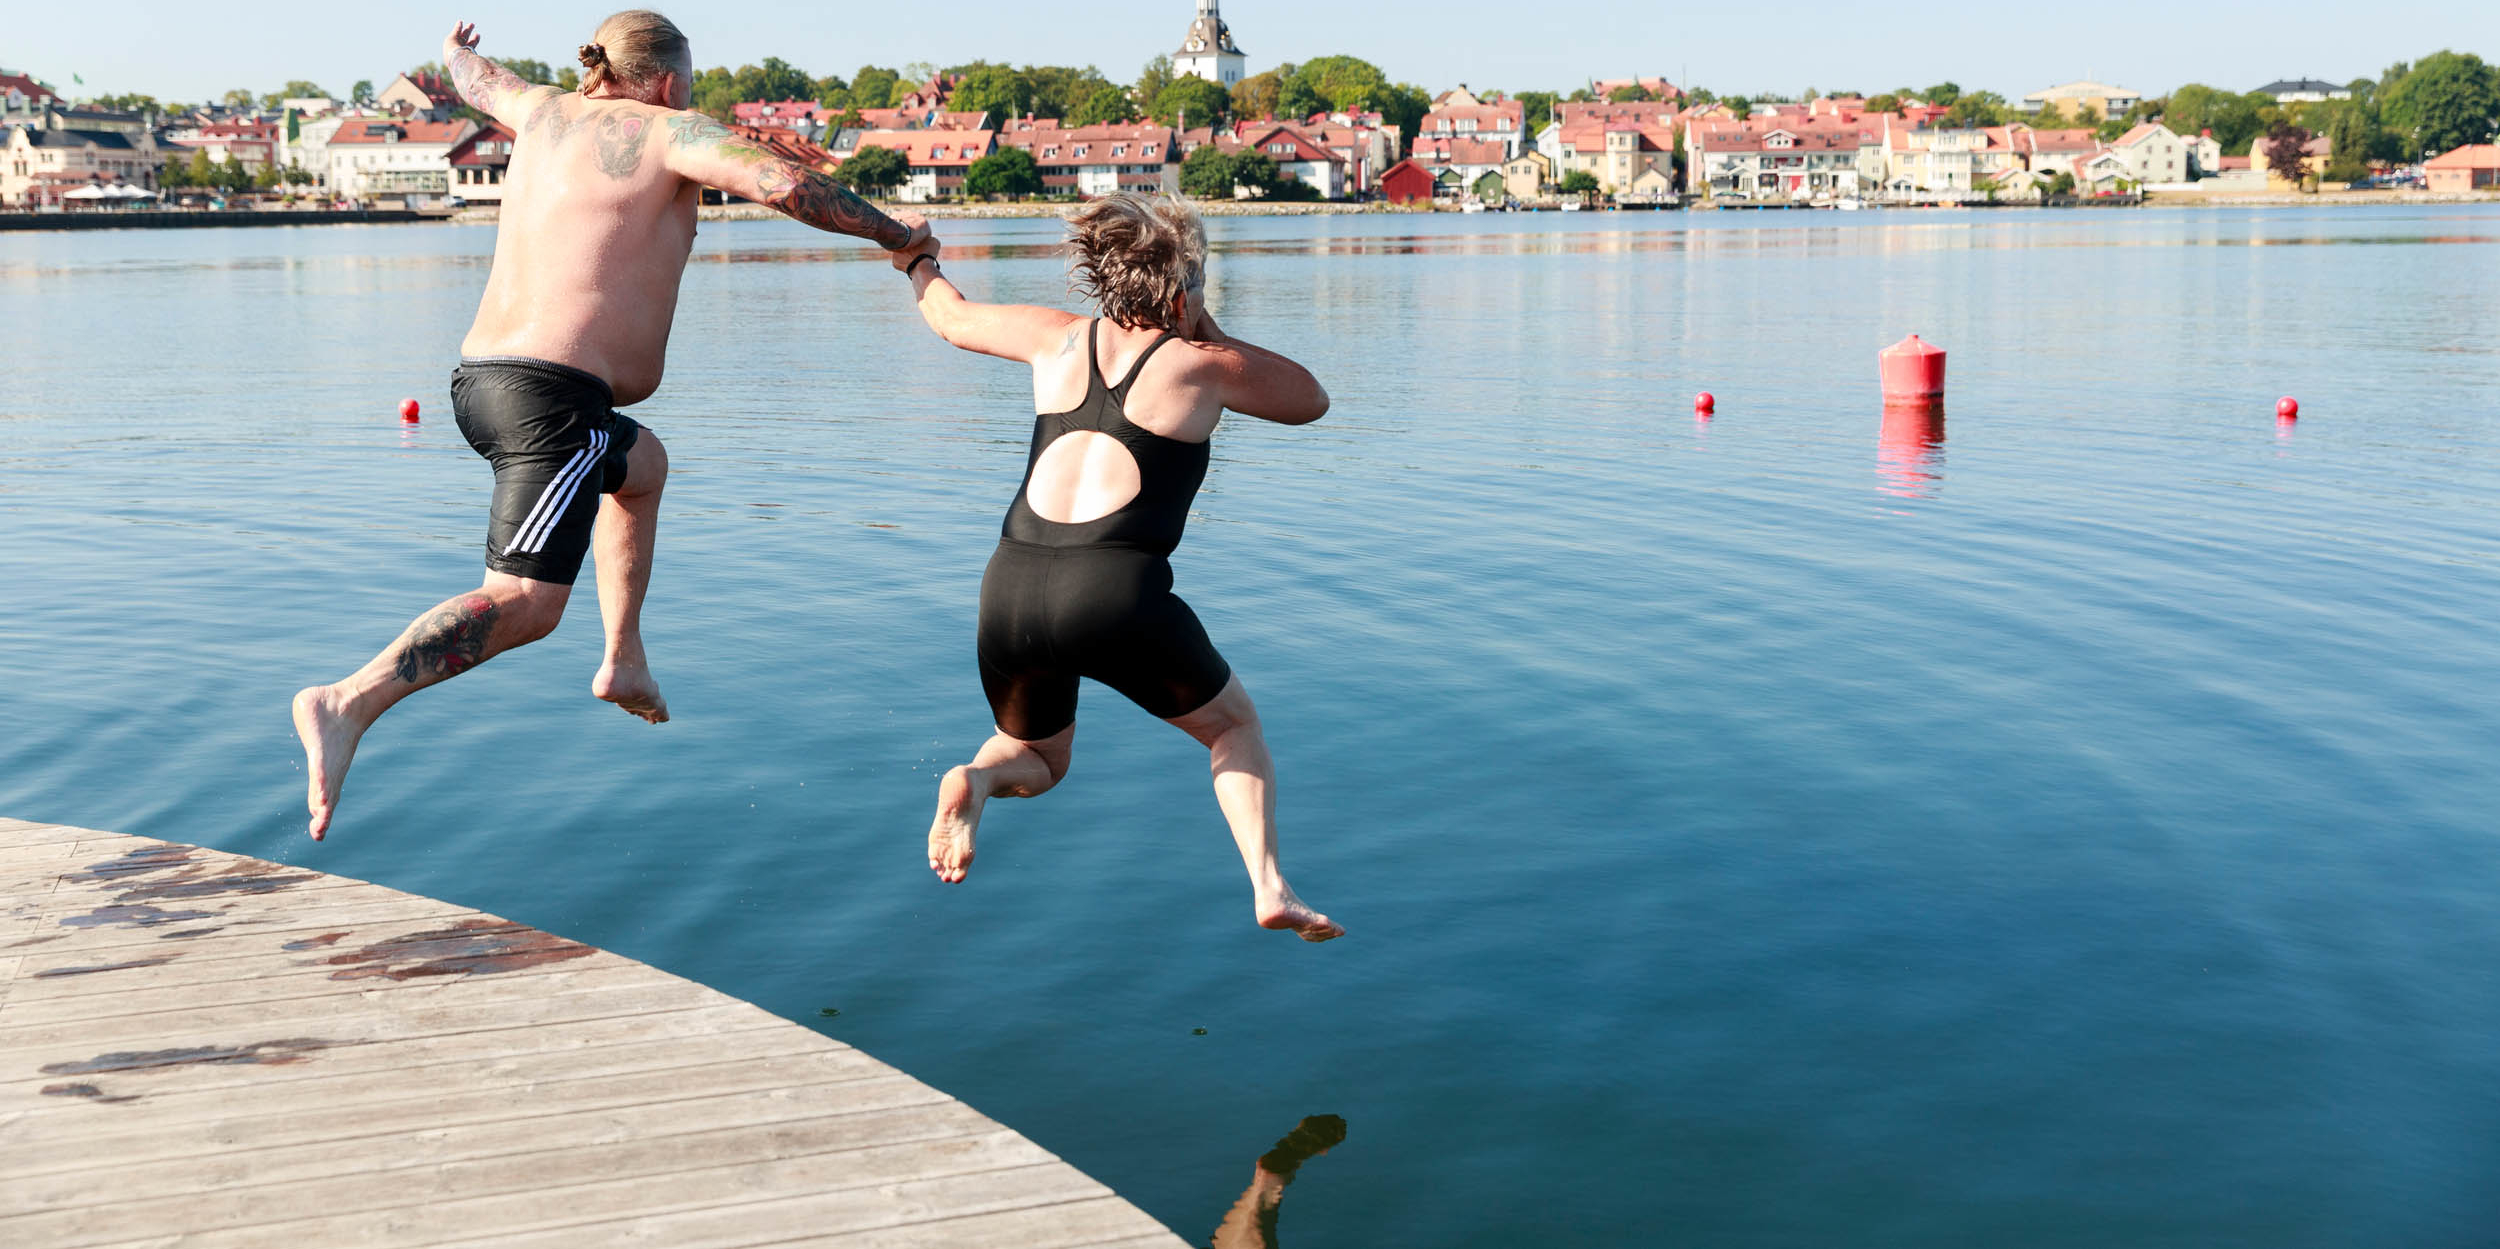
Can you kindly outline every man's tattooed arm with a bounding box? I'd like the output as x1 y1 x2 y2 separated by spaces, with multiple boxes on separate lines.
446 47 546 123
755 164 913 248
660 114 915 248
390 596 499 684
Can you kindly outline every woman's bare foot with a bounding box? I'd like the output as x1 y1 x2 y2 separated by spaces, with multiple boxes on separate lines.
291 685 367 841
592 656 669 723
928 765 984 883
1256 886 1344 942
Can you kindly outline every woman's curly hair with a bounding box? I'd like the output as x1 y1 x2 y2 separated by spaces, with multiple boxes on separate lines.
1065 194 1206 331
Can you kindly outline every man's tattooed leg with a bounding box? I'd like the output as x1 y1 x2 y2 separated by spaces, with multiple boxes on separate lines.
391 595 499 684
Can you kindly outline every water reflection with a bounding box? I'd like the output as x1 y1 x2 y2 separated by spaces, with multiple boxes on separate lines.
1209 1114 1346 1248
1877 404 1946 500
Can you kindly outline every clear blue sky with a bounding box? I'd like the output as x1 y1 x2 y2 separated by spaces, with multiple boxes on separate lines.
11 0 2496 105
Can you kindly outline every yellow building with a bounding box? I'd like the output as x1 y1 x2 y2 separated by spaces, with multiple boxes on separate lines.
1502 149 1550 198
2018 79 2143 122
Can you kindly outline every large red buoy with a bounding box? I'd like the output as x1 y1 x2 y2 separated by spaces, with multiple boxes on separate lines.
1694 391 1715 414
399 397 421 422
1879 335 1946 406
2276 396 2298 419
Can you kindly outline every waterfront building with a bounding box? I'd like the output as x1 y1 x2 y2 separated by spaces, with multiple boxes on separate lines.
1408 133 1508 195
2017 79 2143 120
1688 114 1872 199
842 128 995 202
1301 121 1393 194
2255 78 2352 104
1377 157 1433 204
376 71 458 121
2018 127 2104 179
1543 101 1677 192
732 100 826 131
2424 144 2500 191
446 121 516 203
1 70 60 124
1172 0 1247 87
1502 148 1550 198
324 117 472 203
1877 121 2027 200
1236 123 1348 198
996 122 1180 197
166 119 281 175
2108 122 2191 184
1 104 165 208
1418 90 1528 158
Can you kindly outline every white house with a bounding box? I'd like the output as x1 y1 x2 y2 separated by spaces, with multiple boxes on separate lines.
325 117 472 203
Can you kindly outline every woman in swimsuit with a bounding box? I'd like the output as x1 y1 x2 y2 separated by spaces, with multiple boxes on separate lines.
891 193 1342 942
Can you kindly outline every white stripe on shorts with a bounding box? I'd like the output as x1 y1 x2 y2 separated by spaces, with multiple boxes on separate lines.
502 429 606 557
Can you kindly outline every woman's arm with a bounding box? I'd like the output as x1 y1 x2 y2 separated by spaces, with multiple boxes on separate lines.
898 242 1083 363
1187 308 1329 425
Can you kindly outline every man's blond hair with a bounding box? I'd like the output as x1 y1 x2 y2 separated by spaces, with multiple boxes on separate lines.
577 10 690 93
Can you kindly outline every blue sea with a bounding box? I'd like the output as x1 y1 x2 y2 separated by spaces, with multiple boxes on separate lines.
4 205 2499 1245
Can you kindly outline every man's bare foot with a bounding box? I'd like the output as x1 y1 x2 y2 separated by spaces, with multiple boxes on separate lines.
291 685 367 841
592 657 669 724
1256 887 1344 942
928 765 983 883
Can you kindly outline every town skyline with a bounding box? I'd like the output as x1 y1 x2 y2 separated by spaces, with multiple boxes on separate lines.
13 0 2498 112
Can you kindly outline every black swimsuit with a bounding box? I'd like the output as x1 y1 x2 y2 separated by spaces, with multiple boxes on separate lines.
976 320 1232 739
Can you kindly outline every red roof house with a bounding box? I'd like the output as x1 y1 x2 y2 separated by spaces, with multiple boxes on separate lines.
1379 157 1435 204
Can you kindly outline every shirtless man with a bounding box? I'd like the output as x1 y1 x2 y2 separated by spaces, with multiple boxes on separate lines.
291 11 928 839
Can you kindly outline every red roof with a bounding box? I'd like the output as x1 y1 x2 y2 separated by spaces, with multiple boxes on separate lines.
2425 143 2500 169
853 106 989 132
2024 127 2101 154
732 100 826 127
845 128 996 167
401 71 457 105
447 120 517 165
329 118 473 145
1238 124 1347 166
1419 100 1526 134
997 123 1174 166
1409 134 1508 165
0 72 54 101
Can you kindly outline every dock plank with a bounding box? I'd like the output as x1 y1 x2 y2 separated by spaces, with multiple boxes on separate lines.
0 827 1186 1247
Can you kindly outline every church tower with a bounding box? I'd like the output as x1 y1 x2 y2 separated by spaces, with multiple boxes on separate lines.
1172 0 1247 88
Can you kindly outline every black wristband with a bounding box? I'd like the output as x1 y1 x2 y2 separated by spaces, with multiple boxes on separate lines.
905 252 935 278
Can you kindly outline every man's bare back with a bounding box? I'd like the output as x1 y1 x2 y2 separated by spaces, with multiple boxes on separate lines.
443 21 926 404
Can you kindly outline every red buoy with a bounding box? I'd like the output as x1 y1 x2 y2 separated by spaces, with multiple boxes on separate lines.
399 397 420 422
1694 391 1715 414
1879 335 1946 407
2276 396 2298 419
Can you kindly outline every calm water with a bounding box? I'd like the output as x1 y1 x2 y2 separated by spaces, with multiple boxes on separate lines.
5 206 2500 1245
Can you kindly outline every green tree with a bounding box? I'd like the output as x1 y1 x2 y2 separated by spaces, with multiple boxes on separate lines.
1180 145 1236 197
501 60 555 87
350 79 376 106
814 73 852 108
2046 170 2075 197
1565 87 1597 104
2030 100 2074 129
838 145 908 194
1923 81 1963 107
254 164 284 191
2380 49 2500 157
1943 90 2007 128
1606 83 1654 103
851 65 901 113
1071 84 1141 126
1558 169 1599 199
1373 82 1432 147
220 88 254 108
732 57 815 104
689 67 738 119
1024 65 1111 120
950 64 1032 122
259 80 326 109
1151 76 1231 129
554 67 580 93
90 93 161 114
1135 55 1176 111
1727 96 1753 120
1228 151 1283 196
1513 90 1559 131
1231 69 1285 121
2162 84 2273 153
1866 92 1900 114
964 146 1042 198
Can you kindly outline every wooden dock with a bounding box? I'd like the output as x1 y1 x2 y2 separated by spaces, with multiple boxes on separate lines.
0 817 1188 1248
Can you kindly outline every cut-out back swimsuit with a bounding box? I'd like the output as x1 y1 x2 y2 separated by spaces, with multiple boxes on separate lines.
977 320 1231 740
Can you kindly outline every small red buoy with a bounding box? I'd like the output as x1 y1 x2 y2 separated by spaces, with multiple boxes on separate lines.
1879 334 1946 406
2276 396 2298 419
399 397 420 422
1694 391 1715 414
